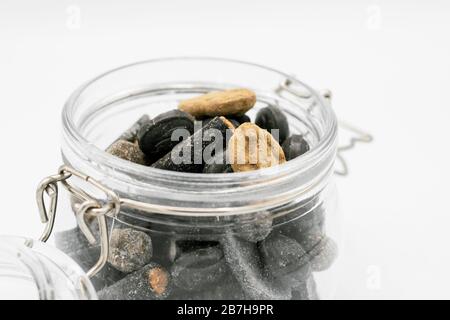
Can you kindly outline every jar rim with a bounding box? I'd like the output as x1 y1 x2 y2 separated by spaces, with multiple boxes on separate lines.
62 57 338 192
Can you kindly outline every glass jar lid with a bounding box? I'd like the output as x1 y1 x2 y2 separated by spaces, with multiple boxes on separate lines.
0 236 97 300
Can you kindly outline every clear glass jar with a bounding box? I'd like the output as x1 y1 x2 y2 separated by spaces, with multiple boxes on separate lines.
44 58 340 300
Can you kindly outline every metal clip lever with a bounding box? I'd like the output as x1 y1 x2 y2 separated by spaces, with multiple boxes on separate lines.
335 121 373 176
36 166 120 278
36 171 71 242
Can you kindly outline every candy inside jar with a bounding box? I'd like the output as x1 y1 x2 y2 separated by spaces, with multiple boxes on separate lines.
50 58 340 300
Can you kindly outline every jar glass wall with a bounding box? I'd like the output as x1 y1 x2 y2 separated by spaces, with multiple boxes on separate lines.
48 58 340 300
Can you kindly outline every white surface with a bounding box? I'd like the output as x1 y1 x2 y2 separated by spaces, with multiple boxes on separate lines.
1 0 449 299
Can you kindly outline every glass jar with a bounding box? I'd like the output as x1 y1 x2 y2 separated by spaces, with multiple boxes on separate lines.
37 58 341 300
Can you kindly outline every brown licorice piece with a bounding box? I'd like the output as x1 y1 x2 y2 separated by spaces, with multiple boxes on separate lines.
152 116 235 173
106 139 146 165
108 228 153 273
98 263 171 300
105 115 149 165
178 89 256 117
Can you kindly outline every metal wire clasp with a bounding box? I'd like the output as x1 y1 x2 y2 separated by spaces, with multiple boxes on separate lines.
36 165 121 278
277 78 373 176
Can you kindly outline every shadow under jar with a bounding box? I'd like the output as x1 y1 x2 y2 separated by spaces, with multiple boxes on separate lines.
54 57 340 300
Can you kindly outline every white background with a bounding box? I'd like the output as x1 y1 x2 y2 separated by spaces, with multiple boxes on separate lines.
1 0 449 299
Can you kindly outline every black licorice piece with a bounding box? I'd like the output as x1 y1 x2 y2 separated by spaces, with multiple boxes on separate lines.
69 247 126 290
291 276 319 300
295 225 337 272
194 117 214 128
308 236 338 272
282 134 310 161
98 263 171 300
174 273 245 300
174 240 220 258
150 233 177 266
108 228 153 273
203 151 233 173
203 162 233 173
152 116 234 173
276 203 325 241
119 115 150 143
234 211 273 243
171 246 228 292
138 110 195 164
259 233 311 286
229 119 241 129
230 114 251 125
255 106 290 144
55 228 93 254
297 225 324 253
150 235 220 268
222 233 291 300
108 115 150 148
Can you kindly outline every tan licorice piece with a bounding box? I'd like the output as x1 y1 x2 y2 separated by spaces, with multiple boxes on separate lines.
178 89 256 117
228 123 286 172
148 267 170 297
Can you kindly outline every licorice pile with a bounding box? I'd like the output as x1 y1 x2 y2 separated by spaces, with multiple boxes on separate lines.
56 88 337 300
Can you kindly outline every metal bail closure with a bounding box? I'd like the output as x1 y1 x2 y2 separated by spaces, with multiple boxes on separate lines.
36 165 121 278
36 171 71 242
334 121 373 176
277 78 373 176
